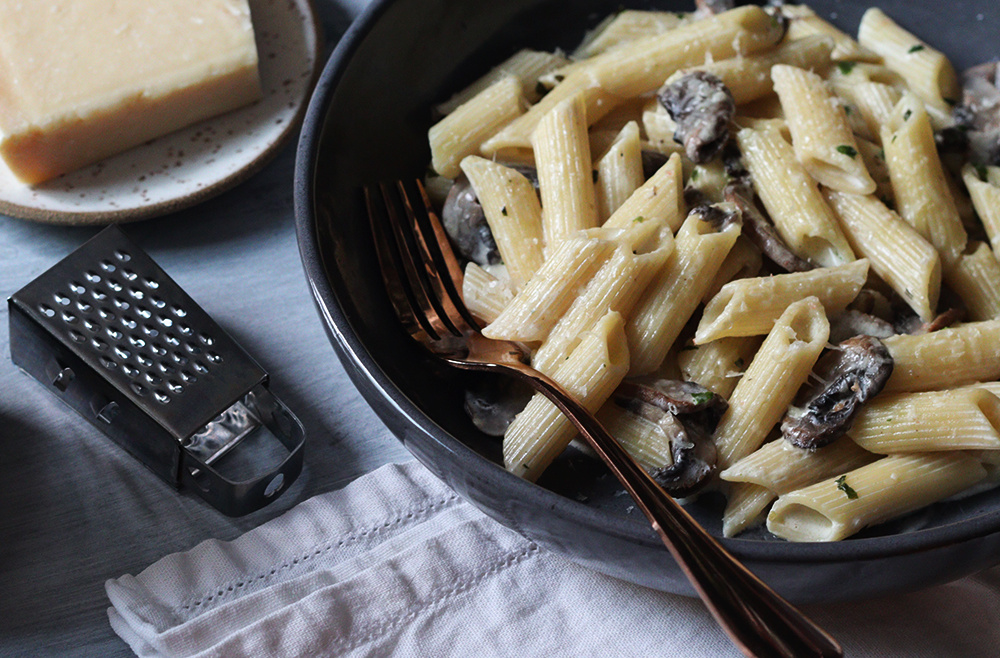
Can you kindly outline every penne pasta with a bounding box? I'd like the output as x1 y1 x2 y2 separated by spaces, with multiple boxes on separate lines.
695 259 869 343
713 296 830 470
771 64 877 194
850 388 1000 453
882 320 1000 392
824 190 941 322
460 156 544 291
503 311 630 481
532 95 599 244
737 126 855 267
857 8 960 117
428 75 524 179
625 208 740 375
462 263 514 324
604 152 685 231
767 453 987 542
594 121 645 223
435 49 569 115
482 6 785 152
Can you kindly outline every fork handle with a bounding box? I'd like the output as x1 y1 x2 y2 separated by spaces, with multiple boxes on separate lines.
503 363 842 658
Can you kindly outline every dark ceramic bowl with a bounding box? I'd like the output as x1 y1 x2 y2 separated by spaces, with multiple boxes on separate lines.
295 0 1000 602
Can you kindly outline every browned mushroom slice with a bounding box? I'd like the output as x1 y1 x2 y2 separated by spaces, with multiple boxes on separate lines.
782 336 893 450
657 71 736 164
442 174 501 265
956 60 1000 165
893 306 965 335
723 182 813 272
694 0 735 16
612 379 725 496
828 309 895 344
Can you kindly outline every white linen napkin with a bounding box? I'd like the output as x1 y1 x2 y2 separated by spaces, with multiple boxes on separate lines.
106 460 1000 657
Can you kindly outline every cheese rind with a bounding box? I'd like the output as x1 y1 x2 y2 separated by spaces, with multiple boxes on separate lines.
0 0 262 184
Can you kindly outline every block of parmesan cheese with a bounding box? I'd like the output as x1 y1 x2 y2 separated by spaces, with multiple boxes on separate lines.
0 0 262 185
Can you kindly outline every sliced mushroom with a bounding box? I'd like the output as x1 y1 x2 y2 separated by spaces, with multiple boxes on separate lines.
955 61 1000 165
657 71 736 164
612 379 725 496
693 201 742 232
694 0 735 17
782 336 893 450
442 175 501 266
463 377 534 437
828 309 896 344
723 182 813 272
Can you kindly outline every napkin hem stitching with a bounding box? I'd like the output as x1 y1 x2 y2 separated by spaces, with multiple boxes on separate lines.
337 541 542 654
178 493 462 613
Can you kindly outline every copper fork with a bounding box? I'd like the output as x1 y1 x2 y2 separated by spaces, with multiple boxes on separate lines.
364 179 841 658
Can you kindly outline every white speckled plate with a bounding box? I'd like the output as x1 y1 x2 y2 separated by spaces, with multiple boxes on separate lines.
0 0 321 225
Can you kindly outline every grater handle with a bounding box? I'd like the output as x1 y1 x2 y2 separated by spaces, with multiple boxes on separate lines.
180 388 305 516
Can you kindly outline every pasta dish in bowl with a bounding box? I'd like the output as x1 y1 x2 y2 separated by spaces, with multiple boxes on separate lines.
295 0 1000 601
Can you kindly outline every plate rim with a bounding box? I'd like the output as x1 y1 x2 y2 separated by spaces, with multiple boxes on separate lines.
1 0 323 226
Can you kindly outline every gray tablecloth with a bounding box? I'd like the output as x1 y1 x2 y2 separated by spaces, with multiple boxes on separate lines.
0 3 411 655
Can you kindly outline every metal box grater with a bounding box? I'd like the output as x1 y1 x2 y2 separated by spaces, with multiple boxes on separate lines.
8 225 305 516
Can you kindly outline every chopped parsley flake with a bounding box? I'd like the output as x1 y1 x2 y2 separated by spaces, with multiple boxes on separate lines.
903 109 912 121
836 475 859 499
908 44 925 53
836 476 859 498
976 164 988 181
501 206 508 216
633 215 646 223
877 148 885 160
836 145 858 158
837 61 857 75
691 391 715 406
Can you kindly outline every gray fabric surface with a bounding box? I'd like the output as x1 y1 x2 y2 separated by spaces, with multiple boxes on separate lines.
0 3 407 655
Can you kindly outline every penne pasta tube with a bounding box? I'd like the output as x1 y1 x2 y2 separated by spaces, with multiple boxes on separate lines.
668 35 835 105
462 263 514 324
503 311 630 481
595 401 674 470
604 152 685 231
532 222 673 376
701 236 763 304
723 438 876 537
850 388 1000 453
695 259 869 343
435 49 569 115
824 190 941 322
857 8 960 116
767 453 987 542
723 437 876 492
962 164 1000 260
831 80 901 146
483 231 614 342
482 6 785 152
737 126 855 267
721 484 775 537
460 156 544 290
594 121 644 223
532 95 599 243
882 320 1000 392
881 93 967 265
625 208 740 375
428 75 524 179
713 296 830 470
574 10 688 59
771 64 877 195
677 336 762 399
781 4 880 62
944 242 1000 321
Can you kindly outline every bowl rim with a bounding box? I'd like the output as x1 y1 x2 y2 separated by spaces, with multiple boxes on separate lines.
294 0 1000 569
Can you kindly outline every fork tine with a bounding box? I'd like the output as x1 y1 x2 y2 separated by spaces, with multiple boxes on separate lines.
365 184 442 342
409 180 482 331
378 181 464 339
